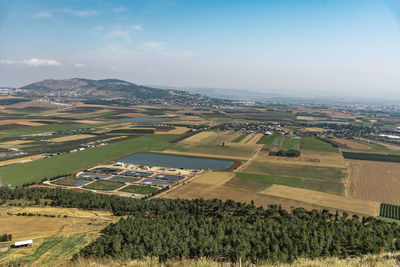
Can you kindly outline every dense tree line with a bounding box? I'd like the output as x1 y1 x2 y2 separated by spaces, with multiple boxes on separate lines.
1 186 400 263
342 152 400 162
270 149 300 157
0 234 12 242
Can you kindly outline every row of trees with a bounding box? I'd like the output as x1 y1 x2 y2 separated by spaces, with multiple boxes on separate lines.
270 149 300 157
1 186 400 263
380 203 400 220
0 234 12 242
342 152 400 162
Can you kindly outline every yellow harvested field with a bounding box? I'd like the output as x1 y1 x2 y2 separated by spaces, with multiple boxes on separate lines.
348 160 400 205
333 137 372 150
262 185 380 216
1 140 32 146
50 134 95 142
168 116 209 125
180 131 217 144
0 154 44 167
255 151 346 168
193 171 233 186
77 120 103 124
181 131 241 146
300 127 327 133
241 133 263 144
0 120 45 126
296 116 315 120
0 206 115 241
156 126 189 135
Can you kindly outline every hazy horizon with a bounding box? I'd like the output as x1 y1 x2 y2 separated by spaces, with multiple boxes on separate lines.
2 0 400 98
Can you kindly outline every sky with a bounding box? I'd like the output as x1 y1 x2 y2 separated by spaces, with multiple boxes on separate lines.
1 0 400 98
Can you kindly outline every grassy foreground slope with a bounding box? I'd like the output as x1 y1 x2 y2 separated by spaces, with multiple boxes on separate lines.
0 134 178 186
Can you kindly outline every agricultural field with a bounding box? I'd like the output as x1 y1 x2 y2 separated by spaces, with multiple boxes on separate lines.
380 203 400 220
238 133 263 144
180 131 240 145
302 137 339 152
119 184 159 194
299 151 346 168
257 135 283 148
231 134 247 143
83 180 124 191
238 161 346 195
243 161 345 182
332 137 372 150
0 154 44 167
261 185 380 217
192 171 233 186
170 130 259 159
0 134 179 186
234 172 301 188
0 205 117 266
281 137 301 150
49 134 95 142
348 160 400 205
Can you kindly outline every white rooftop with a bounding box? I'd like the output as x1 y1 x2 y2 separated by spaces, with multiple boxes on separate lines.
14 240 33 246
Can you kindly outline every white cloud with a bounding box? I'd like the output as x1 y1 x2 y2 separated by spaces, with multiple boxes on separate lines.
74 63 84 68
63 9 98 17
112 7 126 12
34 12 52 18
145 41 165 49
0 58 62 66
0 59 16 65
22 58 62 66
131 25 143 31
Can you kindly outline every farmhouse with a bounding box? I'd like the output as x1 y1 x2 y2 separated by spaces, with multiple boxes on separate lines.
14 240 33 248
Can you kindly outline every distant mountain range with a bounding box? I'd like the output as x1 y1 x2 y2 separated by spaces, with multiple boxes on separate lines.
21 78 183 99
150 85 281 101
16 78 231 106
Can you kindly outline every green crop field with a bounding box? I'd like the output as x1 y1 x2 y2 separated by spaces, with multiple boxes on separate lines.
281 137 301 150
51 177 76 186
0 122 114 138
0 134 180 186
245 161 345 182
235 172 301 187
298 180 345 195
232 134 247 143
257 135 283 148
380 203 400 220
302 137 339 152
120 185 160 194
83 180 124 191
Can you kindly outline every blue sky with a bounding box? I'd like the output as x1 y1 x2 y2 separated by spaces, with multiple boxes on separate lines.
1 0 400 97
